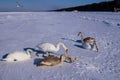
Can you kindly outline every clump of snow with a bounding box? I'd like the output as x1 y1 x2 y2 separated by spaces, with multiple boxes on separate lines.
0 12 120 80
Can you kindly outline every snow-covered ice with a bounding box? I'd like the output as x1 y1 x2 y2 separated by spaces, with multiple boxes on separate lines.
0 12 120 80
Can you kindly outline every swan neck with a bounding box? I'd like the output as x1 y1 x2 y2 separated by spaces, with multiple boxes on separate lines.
26 49 32 56
79 32 84 43
56 42 67 51
94 41 98 52
60 55 65 62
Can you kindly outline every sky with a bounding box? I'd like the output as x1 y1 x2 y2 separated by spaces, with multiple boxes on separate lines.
0 0 112 11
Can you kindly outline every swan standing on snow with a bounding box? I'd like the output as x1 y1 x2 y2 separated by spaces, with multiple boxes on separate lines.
78 32 98 52
1 49 38 62
35 42 68 56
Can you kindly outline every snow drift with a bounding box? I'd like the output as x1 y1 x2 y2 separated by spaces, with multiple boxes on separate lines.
0 12 120 80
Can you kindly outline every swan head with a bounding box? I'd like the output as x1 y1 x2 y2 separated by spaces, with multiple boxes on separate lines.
78 32 82 36
60 54 79 63
57 42 68 54
65 48 68 54
65 55 79 63
25 48 39 57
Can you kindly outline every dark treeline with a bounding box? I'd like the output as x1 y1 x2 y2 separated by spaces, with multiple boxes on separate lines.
55 0 120 11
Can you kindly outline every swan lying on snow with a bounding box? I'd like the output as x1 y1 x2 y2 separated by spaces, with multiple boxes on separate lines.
35 42 68 56
38 54 67 66
1 49 38 62
78 32 98 52
38 54 79 67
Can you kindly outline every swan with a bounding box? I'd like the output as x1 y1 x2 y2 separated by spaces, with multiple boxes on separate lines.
78 32 98 52
1 49 38 62
38 54 67 66
16 1 23 8
35 42 68 56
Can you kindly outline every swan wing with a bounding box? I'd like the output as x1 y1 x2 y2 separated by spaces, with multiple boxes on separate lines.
82 42 91 49
38 43 57 52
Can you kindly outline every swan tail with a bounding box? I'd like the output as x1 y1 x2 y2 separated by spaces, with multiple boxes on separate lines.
0 59 7 61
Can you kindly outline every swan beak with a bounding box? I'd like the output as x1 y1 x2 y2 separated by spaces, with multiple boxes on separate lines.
66 49 68 54
78 32 82 36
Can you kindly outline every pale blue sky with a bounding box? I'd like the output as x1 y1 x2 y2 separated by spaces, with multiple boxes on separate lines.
0 0 112 11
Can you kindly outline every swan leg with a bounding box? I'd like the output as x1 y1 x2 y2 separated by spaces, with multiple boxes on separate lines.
42 53 45 57
48 52 51 56
46 52 51 56
91 44 97 51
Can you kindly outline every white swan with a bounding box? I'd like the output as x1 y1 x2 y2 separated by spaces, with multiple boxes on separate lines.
78 32 98 52
35 42 68 56
1 49 38 62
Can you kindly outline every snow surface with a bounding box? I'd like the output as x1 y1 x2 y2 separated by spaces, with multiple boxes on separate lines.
0 12 120 80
